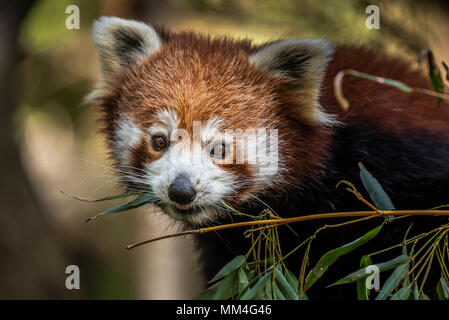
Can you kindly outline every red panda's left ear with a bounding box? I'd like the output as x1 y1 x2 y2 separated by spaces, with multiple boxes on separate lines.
250 39 337 126
92 17 161 76
87 17 162 103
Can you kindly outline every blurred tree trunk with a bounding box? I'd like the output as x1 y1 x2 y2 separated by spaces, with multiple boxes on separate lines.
0 1 76 299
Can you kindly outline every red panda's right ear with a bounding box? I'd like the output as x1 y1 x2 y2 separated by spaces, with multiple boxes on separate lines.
89 16 161 98
250 39 337 126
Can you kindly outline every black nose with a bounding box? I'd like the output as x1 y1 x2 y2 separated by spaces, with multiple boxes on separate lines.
168 175 196 205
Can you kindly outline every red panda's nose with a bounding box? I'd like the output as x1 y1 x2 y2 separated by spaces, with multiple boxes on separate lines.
168 175 197 205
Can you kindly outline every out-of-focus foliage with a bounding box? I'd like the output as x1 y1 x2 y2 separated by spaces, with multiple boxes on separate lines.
20 0 98 50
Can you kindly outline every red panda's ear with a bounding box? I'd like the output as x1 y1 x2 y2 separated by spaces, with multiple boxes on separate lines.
250 39 337 126
90 17 161 93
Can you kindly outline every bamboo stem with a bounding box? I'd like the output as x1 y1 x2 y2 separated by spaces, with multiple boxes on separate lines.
334 69 449 111
126 209 449 250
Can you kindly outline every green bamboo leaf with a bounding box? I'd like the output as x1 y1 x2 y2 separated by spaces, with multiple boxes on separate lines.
390 286 412 300
62 190 142 203
264 280 272 300
194 280 222 300
429 68 444 93
375 262 409 300
240 273 272 300
430 72 445 104
103 194 155 213
235 283 251 300
85 193 155 222
413 283 420 300
401 239 411 288
305 225 382 290
419 50 445 105
420 293 431 300
357 255 372 300
441 278 449 297
235 271 261 300
429 52 444 105
246 269 256 282
437 278 449 300
273 283 286 300
238 269 249 292
443 62 449 82
284 269 299 291
332 255 409 286
210 255 246 282
213 270 238 300
274 268 299 300
382 78 413 92
348 70 412 92
437 281 445 300
359 163 395 210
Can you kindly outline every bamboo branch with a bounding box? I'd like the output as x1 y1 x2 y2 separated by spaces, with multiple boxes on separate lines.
334 69 449 111
126 209 449 250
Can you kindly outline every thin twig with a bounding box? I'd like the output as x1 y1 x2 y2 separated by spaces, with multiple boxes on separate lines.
126 209 449 250
334 69 449 111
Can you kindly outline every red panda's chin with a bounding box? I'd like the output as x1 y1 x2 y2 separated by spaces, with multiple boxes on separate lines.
161 203 217 225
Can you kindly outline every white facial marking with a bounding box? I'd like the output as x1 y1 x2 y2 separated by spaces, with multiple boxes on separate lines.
133 109 283 225
156 109 178 133
202 117 223 144
142 112 237 224
148 125 168 137
113 116 142 168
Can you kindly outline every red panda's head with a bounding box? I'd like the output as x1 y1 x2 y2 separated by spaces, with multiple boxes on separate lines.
89 17 337 225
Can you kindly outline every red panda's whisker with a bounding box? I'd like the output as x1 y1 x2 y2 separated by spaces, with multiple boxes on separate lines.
78 158 147 178
278 180 304 192
71 157 149 179
90 178 126 195
118 164 148 174
88 177 149 195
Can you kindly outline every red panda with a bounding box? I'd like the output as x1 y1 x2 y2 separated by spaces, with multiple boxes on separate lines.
89 17 449 299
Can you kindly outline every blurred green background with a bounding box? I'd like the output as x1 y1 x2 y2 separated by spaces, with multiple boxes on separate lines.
1 0 448 299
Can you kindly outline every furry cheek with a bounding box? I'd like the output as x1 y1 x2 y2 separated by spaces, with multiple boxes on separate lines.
111 116 143 169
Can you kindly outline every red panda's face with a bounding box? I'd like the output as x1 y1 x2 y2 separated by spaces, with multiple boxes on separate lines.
89 17 336 225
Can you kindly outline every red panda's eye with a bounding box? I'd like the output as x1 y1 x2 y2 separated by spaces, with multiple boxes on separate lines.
210 143 227 160
152 135 168 152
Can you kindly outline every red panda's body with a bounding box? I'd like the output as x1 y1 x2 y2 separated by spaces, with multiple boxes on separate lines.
89 17 449 299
